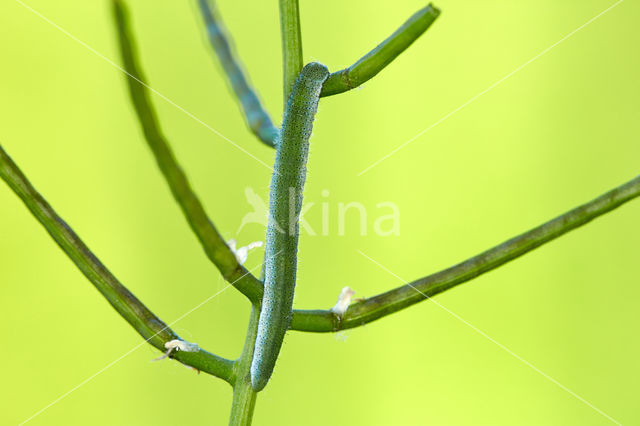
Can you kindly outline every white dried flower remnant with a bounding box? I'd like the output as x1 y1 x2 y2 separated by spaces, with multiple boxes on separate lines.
227 239 264 265
153 339 200 361
331 286 356 317
165 339 200 353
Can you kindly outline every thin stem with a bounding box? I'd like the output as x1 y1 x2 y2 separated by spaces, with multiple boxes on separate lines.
229 306 260 425
0 145 234 381
279 0 303 105
113 0 262 303
321 4 441 97
290 175 640 332
198 0 279 147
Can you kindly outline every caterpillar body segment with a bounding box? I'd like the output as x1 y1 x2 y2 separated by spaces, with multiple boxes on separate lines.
250 62 329 392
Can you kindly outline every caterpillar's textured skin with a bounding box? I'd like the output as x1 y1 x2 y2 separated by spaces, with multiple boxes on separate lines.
251 62 329 391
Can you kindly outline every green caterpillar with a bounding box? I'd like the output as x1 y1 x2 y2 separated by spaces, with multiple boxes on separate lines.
251 62 329 391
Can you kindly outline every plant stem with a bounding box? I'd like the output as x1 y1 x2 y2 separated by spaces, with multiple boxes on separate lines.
230 370 257 425
0 145 234 381
229 306 260 425
113 0 263 303
290 174 640 332
279 0 303 105
321 3 440 97
198 0 279 147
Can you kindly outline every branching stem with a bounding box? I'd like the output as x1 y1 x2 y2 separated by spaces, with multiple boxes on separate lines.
290 175 640 331
113 0 263 303
321 4 440 97
0 145 234 381
6 2 638 425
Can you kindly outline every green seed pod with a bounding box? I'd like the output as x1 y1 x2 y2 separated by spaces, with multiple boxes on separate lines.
251 62 329 391
198 0 279 145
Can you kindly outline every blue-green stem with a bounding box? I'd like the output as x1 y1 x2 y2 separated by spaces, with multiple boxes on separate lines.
321 3 440 97
279 0 303 105
113 0 263 303
0 145 234 381
198 0 279 147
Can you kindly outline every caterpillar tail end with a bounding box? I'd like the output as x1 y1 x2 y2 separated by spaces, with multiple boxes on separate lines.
250 359 271 392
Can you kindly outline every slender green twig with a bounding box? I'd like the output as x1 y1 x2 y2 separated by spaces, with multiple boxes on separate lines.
229 306 260 425
113 0 262 303
251 63 329 391
321 4 440 97
198 0 279 147
0 145 234 381
290 175 640 332
278 0 303 105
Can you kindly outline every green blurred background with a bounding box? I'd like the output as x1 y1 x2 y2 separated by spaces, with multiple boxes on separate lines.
1 0 639 424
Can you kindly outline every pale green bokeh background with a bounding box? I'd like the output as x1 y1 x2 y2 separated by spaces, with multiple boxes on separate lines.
1 0 639 424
